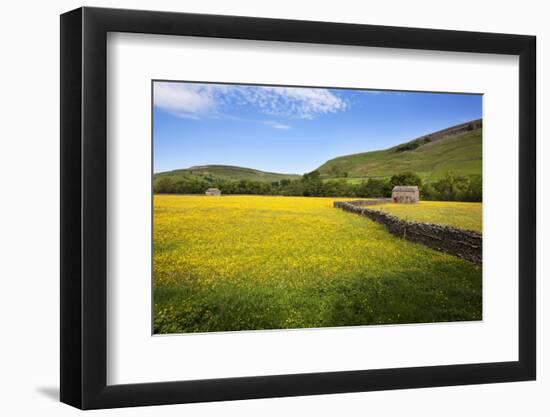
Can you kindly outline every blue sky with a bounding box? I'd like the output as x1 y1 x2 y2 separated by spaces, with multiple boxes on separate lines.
153 81 482 174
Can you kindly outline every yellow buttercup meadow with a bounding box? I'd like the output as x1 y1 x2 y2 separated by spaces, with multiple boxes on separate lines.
153 195 482 334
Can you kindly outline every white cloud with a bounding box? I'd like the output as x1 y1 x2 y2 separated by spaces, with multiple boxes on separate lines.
153 82 347 120
235 86 347 119
153 82 218 118
262 121 292 130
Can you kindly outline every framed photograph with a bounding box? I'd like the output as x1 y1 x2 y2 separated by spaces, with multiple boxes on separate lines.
60 7 536 409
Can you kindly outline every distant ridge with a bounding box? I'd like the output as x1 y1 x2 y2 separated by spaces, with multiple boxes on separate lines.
390 119 481 152
154 164 301 183
154 119 482 185
316 119 482 181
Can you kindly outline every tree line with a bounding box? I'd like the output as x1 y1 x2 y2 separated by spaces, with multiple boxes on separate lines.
154 170 482 202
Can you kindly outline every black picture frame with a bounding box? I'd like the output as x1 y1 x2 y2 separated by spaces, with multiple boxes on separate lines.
60 6 536 410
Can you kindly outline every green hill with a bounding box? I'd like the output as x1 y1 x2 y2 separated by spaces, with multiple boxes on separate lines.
317 119 482 182
155 120 482 189
154 164 301 183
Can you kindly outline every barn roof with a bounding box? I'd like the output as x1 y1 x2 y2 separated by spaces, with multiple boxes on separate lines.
392 186 419 192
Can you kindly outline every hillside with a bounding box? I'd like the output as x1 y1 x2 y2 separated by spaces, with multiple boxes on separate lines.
154 164 301 183
317 119 482 182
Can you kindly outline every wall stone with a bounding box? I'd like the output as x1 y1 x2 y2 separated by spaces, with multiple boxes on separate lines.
334 200 482 265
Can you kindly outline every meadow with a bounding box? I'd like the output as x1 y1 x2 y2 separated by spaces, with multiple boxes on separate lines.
371 201 482 232
153 195 482 334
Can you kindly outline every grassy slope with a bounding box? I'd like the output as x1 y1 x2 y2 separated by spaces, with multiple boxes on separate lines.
153 195 481 334
371 201 482 232
155 121 481 185
317 128 482 182
154 164 301 183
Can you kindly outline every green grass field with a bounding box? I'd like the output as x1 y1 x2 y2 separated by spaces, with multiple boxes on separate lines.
371 201 482 232
154 195 482 334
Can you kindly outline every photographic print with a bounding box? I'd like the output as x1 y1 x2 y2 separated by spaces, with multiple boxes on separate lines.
152 81 482 334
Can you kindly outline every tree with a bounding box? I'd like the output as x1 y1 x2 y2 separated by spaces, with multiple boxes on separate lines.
420 183 436 200
465 175 482 202
357 178 390 198
333 179 353 197
302 170 323 196
154 176 176 193
389 172 423 188
432 171 470 201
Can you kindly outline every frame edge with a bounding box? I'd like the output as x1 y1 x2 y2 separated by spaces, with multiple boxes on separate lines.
60 7 84 409
518 34 537 380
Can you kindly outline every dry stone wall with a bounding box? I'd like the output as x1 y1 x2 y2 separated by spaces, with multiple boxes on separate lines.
334 200 482 265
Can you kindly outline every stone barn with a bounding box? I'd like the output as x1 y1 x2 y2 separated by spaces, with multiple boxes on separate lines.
205 188 222 196
392 186 419 204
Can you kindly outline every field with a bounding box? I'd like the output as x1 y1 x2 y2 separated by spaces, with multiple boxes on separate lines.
371 201 482 232
153 195 482 334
